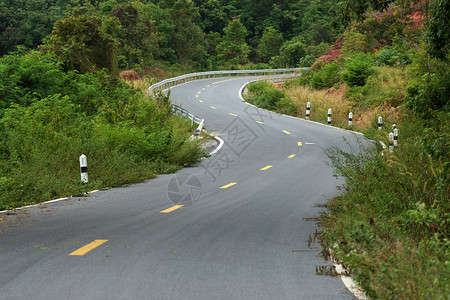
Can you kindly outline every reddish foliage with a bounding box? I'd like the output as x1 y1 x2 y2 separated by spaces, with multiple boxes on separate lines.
313 3 425 66
119 70 140 81
314 36 344 66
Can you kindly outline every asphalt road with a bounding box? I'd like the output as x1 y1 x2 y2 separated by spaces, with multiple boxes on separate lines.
0 77 364 299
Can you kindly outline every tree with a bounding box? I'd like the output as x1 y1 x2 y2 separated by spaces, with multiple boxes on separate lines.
257 26 284 63
135 2 177 63
41 14 118 75
216 18 250 67
0 0 64 56
160 0 207 66
109 3 159 69
427 0 450 60
269 36 308 67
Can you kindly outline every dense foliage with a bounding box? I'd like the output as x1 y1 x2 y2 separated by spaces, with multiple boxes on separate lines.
1 0 345 71
0 51 203 210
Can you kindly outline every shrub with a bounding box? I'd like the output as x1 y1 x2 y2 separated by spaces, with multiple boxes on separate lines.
406 54 450 117
374 46 413 66
310 61 341 89
246 81 291 111
341 53 374 87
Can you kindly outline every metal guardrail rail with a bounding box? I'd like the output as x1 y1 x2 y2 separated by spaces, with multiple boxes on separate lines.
172 104 204 136
148 68 308 94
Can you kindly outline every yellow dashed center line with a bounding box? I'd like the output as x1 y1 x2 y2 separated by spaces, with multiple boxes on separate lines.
199 100 203 103
229 113 238 116
255 121 264 124
210 106 216 109
260 165 273 171
298 142 303 146
212 78 236 85
69 240 108 256
288 154 296 158
207 85 211 87
160 205 184 213
282 130 291 135
202 88 206 90
195 95 199 98
220 182 237 189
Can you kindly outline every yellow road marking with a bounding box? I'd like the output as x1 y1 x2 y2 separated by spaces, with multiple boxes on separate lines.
212 79 235 85
229 113 238 116
260 165 273 171
199 100 203 103
69 240 108 256
288 154 296 158
220 182 237 189
255 121 264 124
202 88 206 90
298 142 302 146
210 106 216 109
282 130 291 135
195 95 199 98
207 85 211 87
160 205 184 213
197 91 201 94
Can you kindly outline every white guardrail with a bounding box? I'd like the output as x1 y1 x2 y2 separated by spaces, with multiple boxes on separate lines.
149 68 308 136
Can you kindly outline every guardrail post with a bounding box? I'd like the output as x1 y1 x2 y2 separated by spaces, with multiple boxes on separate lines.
80 154 88 183
306 102 310 119
327 108 332 125
348 112 353 126
378 116 383 130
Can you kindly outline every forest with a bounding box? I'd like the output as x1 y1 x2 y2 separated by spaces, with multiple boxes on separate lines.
0 0 449 298
1 0 343 71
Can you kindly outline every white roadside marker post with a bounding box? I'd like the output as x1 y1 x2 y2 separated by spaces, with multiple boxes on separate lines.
348 112 353 126
389 132 394 152
393 128 398 147
306 102 310 119
378 116 383 131
327 108 332 125
80 154 88 184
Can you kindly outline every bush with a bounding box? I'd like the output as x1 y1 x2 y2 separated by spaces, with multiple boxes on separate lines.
406 54 450 117
341 53 374 87
293 61 342 90
374 46 413 66
246 81 293 112
310 61 341 89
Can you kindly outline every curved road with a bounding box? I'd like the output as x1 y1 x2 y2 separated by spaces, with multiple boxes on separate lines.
0 77 363 299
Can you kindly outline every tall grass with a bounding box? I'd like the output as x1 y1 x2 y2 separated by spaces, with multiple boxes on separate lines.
284 85 350 128
322 113 449 299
